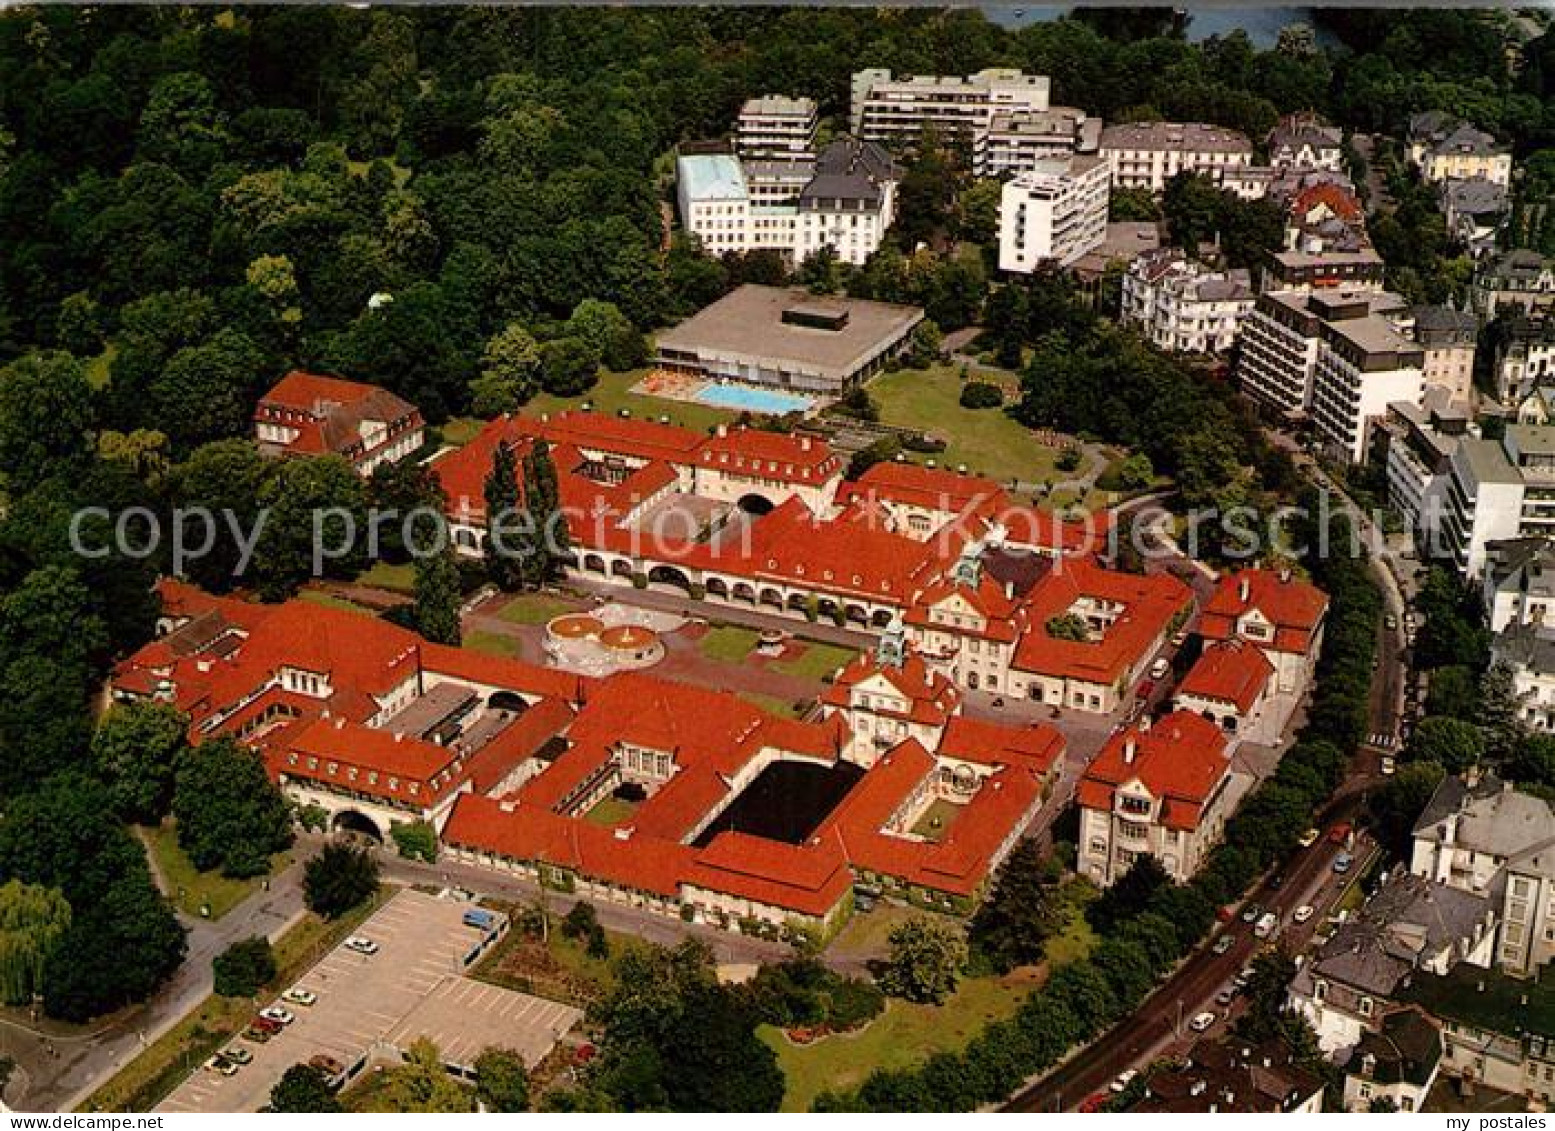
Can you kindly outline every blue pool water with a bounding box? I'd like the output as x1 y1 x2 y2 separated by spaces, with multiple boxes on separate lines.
694 382 815 416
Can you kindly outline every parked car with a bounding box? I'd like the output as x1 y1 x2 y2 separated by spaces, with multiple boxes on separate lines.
259 1006 295 1026
1380 755 1396 776
1333 853 1354 874
1240 903 1262 924
282 987 317 1007
1254 912 1279 940
1109 1070 1138 1093
309 1054 346 1081
1232 966 1255 990
1212 934 1235 955
203 1055 238 1076
1149 657 1171 680
1298 828 1320 848
1216 987 1236 1006
222 1047 253 1066
1384 614 1398 630
1328 822 1352 845
1078 1093 1109 1113
1171 630 1189 648
1293 905 1315 924
241 1026 273 1044
345 936 380 955
1189 1011 1218 1033
249 1016 283 1035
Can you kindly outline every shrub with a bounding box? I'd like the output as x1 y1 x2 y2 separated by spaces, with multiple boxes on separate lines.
390 820 438 863
958 382 1004 409
303 842 379 920
213 936 276 998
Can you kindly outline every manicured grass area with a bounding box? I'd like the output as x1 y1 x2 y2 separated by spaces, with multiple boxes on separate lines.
440 417 486 447
772 641 857 682
473 908 641 1007
738 691 805 719
464 630 523 658
583 796 639 827
357 561 417 594
866 366 1065 485
909 798 964 843
528 368 738 435
700 624 758 663
496 593 578 625
140 822 291 921
760 969 1040 1112
81 888 395 1113
298 588 374 614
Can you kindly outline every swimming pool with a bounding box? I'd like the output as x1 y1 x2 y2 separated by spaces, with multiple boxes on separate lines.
694 382 815 416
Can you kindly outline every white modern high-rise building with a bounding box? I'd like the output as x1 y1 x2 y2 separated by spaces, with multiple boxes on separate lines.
736 95 819 161
997 155 1110 272
850 67 1051 143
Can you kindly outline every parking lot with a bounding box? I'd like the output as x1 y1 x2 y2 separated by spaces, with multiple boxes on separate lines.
157 889 582 1113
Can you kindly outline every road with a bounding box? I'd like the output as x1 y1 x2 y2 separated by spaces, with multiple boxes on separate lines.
1003 448 1408 1112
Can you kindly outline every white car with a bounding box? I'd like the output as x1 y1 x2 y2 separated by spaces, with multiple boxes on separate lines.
345 936 380 955
1109 1069 1138 1093
259 1005 295 1026
1293 905 1315 924
1189 1011 1218 1033
1149 657 1170 680
203 1055 238 1076
282 987 317 1007
1298 828 1320 848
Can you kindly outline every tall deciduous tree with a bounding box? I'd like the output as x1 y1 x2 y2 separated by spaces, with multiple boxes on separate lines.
303 842 380 919
879 916 967 1004
413 548 463 645
172 738 295 878
0 881 71 1006
483 440 523 591
92 702 190 823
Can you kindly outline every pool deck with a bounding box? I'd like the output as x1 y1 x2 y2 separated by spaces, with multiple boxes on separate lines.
630 370 821 417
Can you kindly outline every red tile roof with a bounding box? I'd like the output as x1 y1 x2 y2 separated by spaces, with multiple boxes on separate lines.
255 371 422 463
936 716 1065 774
1200 569 1329 655
696 426 841 486
839 461 1005 514
1177 639 1274 713
274 715 461 803
1079 711 1230 832
1012 558 1192 686
904 573 1025 643
820 651 962 726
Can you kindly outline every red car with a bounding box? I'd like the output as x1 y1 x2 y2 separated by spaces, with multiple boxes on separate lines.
249 1016 283 1036
1078 1093 1109 1113
1328 822 1352 845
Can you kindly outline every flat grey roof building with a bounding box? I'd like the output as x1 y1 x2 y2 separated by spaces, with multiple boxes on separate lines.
654 285 924 395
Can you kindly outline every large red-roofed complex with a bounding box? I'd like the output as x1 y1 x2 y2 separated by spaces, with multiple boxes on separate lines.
255 371 425 477
114 582 1065 934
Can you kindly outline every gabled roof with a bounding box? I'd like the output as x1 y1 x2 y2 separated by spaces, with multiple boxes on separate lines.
1348 1008 1441 1088
696 425 840 485
1078 711 1230 831
821 650 962 727
1177 639 1274 713
255 371 422 460
1200 568 1328 655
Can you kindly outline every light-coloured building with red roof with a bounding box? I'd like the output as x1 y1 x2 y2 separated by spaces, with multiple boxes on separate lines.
254 371 424 476
1077 710 1234 886
1200 567 1329 699
1174 639 1279 744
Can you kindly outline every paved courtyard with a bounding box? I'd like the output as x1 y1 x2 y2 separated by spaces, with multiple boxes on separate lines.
156 890 580 1113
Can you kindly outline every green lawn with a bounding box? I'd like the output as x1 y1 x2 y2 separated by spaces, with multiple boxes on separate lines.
700 624 758 663
867 366 1066 485
738 691 805 718
298 588 373 614
583 796 639 827
357 561 417 594
496 593 578 625
140 822 291 921
909 799 964 843
761 971 1039 1112
465 629 523 658
441 417 486 447
527 368 738 435
772 641 857 682
82 887 395 1113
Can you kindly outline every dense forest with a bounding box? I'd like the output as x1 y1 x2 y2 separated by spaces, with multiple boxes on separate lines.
0 0 1548 1046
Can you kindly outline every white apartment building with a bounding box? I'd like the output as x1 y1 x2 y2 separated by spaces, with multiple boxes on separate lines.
1120 249 1254 354
1237 290 1423 463
1407 305 1478 407
1495 316 1555 404
736 95 819 161
677 139 899 267
1098 121 1253 193
1383 397 1474 544
850 67 1050 143
997 154 1110 272
971 107 1100 178
1432 425 1555 577
1408 112 1513 188
1410 774 1555 977
1482 537 1555 632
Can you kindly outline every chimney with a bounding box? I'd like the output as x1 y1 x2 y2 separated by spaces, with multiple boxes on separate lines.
1238 575 1251 602
393 732 404 743
717 424 728 438
334 717 346 730
1006 581 1015 600
800 436 812 451
1279 567 1292 583
1124 735 1138 764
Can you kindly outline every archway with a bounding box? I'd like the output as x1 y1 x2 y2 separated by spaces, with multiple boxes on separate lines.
737 493 776 517
760 588 784 609
787 593 808 611
332 809 383 842
489 690 529 713
610 559 633 579
648 565 694 593
844 604 869 626
871 609 894 628
732 582 757 604
705 577 730 598
583 554 606 574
